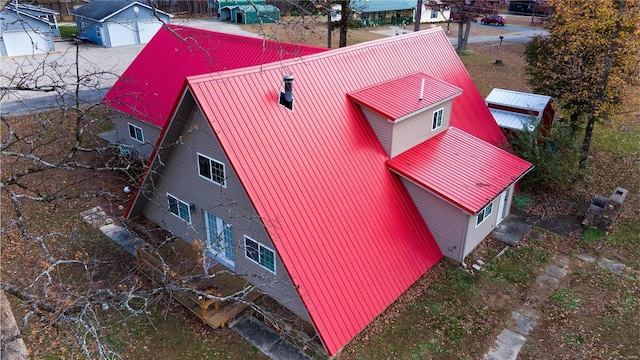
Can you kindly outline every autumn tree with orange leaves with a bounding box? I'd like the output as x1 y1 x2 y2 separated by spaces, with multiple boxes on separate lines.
525 0 640 168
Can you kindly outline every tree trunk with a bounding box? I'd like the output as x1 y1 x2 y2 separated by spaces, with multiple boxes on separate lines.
327 3 332 48
414 0 423 32
457 21 464 50
579 114 596 168
569 112 579 140
338 0 348 48
1 291 29 360
457 20 471 51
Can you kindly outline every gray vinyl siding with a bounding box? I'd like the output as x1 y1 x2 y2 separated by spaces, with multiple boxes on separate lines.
360 106 393 156
137 91 311 322
391 100 453 157
113 111 160 159
400 178 467 263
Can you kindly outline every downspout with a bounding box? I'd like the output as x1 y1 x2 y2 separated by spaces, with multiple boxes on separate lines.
460 211 469 268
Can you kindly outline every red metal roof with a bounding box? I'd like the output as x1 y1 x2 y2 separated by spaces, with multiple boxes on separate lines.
348 72 462 121
182 28 506 355
103 24 326 127
387 127 533 214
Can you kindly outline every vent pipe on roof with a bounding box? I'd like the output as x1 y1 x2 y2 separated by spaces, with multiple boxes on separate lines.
419 78 425 101
279 74 294 110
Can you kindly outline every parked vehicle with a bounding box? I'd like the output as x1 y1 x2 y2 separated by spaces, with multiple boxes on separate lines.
481 14 507 26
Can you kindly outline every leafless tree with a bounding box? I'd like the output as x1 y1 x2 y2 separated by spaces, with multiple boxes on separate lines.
0 15 324 360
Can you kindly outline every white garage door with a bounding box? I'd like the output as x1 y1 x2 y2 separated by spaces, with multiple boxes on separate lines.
107 22 137 47
137 20 164 44
4 30 49 56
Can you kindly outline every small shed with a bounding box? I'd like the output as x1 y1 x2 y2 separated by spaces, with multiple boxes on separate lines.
70 0 172 48
218 1 280 24
0 2 59 56
485 88 554 137
351 0 415 27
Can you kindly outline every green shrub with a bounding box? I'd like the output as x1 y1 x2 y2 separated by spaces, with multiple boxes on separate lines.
508 123 581 190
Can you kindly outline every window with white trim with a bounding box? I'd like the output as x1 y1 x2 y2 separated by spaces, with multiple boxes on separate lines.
476 202 493 226
244 236 275 273
197 153 226 187
432 108 444 130
430 11 439 19
167 193 190 223
128 123 143 143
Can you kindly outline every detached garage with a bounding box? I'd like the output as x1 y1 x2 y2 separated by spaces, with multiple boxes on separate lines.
1 2 59 57
71 0 172 48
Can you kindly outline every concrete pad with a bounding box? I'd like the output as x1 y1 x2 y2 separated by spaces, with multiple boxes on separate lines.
492 216 535 246
98 130 117 143
100 224 145 256
231 316 309 360
535 215 581 237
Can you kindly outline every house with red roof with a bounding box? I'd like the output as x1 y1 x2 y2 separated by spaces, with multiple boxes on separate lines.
103 24 325 158
124 27 532 356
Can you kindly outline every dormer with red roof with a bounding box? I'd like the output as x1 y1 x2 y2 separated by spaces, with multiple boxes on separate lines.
348 73 462 157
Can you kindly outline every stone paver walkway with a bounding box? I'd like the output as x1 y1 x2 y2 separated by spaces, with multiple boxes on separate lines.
483 254 569 360
483 252 636 360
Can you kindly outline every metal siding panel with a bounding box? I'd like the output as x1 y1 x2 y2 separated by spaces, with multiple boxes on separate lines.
361 106 393 157
401 178 466 262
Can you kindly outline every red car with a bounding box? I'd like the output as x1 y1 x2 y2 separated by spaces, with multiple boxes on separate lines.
481 14 507 26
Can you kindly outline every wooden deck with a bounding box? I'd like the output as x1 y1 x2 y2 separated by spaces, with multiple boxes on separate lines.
135 240 260 328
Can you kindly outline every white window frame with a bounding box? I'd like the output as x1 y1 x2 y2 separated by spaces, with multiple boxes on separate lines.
167 193 191 224
476 202 493 227
432 108 444 130
128 123 143 143
197 152 226 187
244 235 276 274
430 10 439 19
